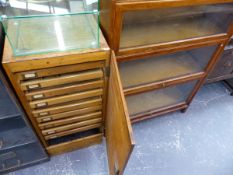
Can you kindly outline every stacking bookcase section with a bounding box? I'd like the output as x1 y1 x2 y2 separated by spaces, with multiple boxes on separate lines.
100 0 233 58
100 0 233 123
2 31 110 156
119 45 217 94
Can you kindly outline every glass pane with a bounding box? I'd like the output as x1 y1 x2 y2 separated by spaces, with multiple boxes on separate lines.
119 45 216 89
2 13 99 56
120 3 233 49
0 0 98 17
126 80 197 117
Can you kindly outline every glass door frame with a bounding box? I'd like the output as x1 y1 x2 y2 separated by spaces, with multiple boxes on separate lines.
113 0 233 59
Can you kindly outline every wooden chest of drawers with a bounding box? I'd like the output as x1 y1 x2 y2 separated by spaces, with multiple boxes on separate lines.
2 33 110 156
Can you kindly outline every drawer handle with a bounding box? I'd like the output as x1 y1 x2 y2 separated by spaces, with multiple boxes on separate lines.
23 72 37 79
32 94 44 100
47 131 56 135
27 84 40 90
39 112 49 116
49 135 57 139
2 159 21 171
36 102 48 108
42 117 52 122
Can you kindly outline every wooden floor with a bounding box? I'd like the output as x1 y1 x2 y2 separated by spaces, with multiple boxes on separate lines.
10 82 233 175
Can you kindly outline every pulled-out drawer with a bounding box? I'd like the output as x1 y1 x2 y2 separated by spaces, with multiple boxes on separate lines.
29 89 103 109
32 97 102 117
20 69 103 91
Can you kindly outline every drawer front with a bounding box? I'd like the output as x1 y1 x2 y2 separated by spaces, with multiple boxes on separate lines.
209 49 233 79
32 97 102 117
42 118 102 136
25 80 104 101
29 89 103 109
0 142 46 173
36 105 102 123
20 69 103 91
0 117 35 151
39 111 102 130
16 61 104 81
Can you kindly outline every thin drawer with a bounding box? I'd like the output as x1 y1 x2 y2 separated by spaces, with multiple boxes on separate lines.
45 124 102 140
42 118 102 135
16 61 104 81
29 89 103 109
25 80 104 100
32 97 102 117
20 69 103 91
39 111 102 130
36 106 102 123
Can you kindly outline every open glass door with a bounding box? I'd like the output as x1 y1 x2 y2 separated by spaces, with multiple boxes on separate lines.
106 52 135 175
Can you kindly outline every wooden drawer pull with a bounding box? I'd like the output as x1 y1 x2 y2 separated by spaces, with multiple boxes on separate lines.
27 84 40 90
39 112 49 116
23 72 37 79
36 102 48 108
32 94 44 100
42 117 52 122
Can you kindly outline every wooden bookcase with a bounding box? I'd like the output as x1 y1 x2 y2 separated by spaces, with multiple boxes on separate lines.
100 0 233 123
99 1 233 173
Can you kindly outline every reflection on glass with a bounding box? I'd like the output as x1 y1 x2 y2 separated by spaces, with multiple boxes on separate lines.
2 13 99 56
126 80 197 117
119 45 216 89
120 3 233 49
0 0 98 17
